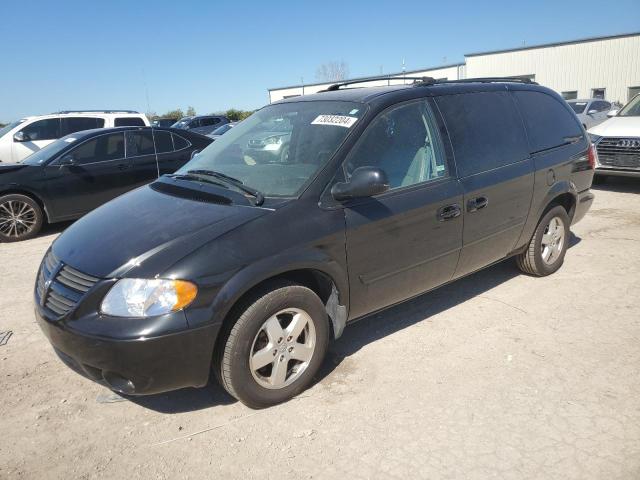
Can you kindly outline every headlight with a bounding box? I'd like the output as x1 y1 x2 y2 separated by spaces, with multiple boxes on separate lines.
101 278 198 318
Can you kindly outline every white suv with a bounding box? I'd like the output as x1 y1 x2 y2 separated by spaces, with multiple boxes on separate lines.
0 110 150 163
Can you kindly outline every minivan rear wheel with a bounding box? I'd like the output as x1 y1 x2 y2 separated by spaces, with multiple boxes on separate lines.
216 281 329 408
516 205 570 276
0 194 44 242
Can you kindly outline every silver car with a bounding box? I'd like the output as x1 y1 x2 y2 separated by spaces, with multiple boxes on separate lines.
567 99 614 129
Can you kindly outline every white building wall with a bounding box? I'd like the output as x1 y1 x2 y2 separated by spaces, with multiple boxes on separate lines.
269 65 463 103
465 35 640 104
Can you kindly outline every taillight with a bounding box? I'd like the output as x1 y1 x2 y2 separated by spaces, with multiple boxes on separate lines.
587 143 597 169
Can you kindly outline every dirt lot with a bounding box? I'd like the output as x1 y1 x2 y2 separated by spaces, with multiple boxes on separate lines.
1 179 639 480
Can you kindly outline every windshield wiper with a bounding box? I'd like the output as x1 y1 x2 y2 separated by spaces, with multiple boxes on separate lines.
186 169 265 206
165 173 227 188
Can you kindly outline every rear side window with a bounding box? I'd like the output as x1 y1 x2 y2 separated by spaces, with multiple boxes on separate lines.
172 134 190 150
200 117 220 126
61 117 104 136
19 119 61 141
70 133 125 164
436 92 529 177
513 91 582 153
153 131 173 153
115 117 146 127
126 131 155 157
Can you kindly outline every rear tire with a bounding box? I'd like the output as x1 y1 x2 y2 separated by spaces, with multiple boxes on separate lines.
216 281 329 409
0 194 44 242
516 205 570 277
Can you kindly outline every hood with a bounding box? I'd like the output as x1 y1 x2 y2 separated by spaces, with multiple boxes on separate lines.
588 116 640 137
52 183 270 278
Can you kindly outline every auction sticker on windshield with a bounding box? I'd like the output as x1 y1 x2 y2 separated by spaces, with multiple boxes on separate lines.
311 115 358 128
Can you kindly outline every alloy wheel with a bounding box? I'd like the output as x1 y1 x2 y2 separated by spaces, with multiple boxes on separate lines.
0 200 37 239
249 308 316 389
540 216 565 265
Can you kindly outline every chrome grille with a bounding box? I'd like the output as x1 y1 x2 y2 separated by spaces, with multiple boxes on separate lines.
36 251 100 318
596 137 640 170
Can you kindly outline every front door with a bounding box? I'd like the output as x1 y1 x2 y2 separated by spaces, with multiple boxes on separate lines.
341 99 464 319
12 118 61 163
45 131 132 218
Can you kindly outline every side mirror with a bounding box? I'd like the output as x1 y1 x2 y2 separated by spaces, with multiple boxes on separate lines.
13 131 29 142
58 154 76 166
607 109 618 117
331 166 389 201
190 150 201 160
587 109 598 115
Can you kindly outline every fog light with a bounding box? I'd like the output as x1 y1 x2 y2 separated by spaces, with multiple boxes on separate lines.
103 371 136 395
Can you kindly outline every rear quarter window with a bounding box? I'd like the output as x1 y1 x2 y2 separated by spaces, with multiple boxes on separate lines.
435 91 529 177
513 91 582 153
115 117 146 127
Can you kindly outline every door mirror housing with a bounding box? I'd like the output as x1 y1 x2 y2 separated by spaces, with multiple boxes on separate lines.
331 166 389 201
58 154 76 166
587 109 598 115
607 109 618 117
13 131 29 142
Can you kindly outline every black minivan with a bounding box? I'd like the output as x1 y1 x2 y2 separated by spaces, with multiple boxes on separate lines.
35 78 595 408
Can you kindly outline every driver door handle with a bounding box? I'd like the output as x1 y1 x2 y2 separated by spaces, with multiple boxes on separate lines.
437 204 461 221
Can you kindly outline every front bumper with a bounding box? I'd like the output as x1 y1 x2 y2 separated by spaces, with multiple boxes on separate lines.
572 189 595 225
35 304 220 395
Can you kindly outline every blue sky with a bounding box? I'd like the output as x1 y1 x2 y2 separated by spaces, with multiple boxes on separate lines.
0 0 638 121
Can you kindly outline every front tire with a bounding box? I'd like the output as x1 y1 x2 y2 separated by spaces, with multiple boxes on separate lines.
516 205 570 276
217 282 329 408
0 194 44 242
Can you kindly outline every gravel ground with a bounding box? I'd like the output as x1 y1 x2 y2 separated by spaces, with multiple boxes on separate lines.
1 178 639 480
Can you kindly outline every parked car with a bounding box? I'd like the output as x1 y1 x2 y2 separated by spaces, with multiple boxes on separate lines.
207 122 237 140
0 111 150 164
567 99 614 129
151 118 178 128
588 93 640 181
171 115 230 135
34 78 594 408
245 118 292 163
0 127 211 242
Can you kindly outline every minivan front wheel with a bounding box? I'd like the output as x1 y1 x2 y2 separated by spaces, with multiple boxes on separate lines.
516 205 570 276
217 282 329 408
0 194 44 242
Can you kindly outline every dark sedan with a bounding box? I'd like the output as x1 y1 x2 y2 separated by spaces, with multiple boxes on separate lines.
0 126 212 242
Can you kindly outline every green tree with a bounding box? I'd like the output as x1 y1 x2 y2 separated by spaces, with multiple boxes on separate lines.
186 106 196 116
224 109 255 121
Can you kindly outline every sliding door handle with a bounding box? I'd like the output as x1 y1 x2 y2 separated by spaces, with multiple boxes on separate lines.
467 196 488 212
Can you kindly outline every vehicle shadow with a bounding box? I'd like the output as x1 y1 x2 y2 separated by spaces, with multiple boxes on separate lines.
36 220 74 239
126 234 581 413
591 176 640 194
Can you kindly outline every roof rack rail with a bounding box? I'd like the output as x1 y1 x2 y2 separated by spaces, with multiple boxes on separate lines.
53 110 140 114
324 75 435 91
417 76 538 86
322 75 537 92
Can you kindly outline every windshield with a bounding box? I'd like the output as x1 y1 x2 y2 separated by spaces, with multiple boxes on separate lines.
211 124 233 135
22 134 80 165
178 100 364 197
568 101 587 114
618 95 640 117
171 118 192 129
0 119 26 138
